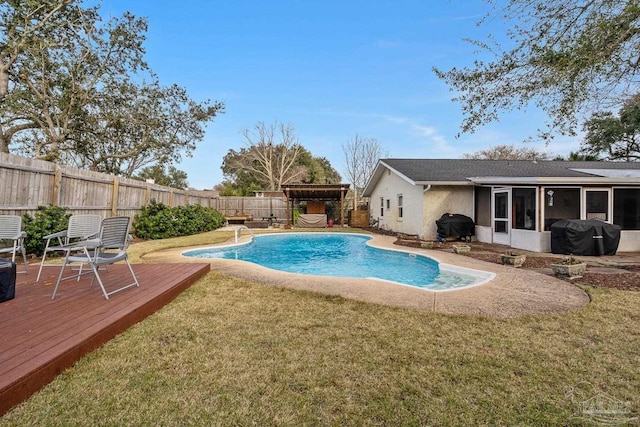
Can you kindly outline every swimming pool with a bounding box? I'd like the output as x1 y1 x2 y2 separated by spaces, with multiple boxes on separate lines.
183 233 493 291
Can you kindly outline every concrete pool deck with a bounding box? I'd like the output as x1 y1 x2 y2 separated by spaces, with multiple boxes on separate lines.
142 232 590 318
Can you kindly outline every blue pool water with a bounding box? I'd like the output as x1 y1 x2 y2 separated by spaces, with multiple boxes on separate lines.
184 233 489 291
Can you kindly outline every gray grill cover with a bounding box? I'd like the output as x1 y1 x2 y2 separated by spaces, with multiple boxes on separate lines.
550 219 620 256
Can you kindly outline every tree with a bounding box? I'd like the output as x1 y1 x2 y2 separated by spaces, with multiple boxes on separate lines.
0 0 77 152
296 147 342 185
66 81 222 176
580 94 640 161
220 143 340 195
342 135 385 207
0 1 223 176
135 164 189 189
0 0 72 100
214 180 263 197
553 151 600 161
222 121 306 192
434 1 640 139
463 144 551 160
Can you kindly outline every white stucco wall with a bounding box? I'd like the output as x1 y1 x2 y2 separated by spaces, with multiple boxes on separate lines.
614 231 640 252
511 229 551 252
368 168 424 236
422 186 474 239
475 225 492 243
368 176 475 239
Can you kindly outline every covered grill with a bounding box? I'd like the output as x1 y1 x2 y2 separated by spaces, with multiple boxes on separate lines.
0 261 16 303
436 213 475 241
550 219 621 256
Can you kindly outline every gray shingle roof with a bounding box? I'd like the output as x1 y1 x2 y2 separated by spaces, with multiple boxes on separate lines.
381 159 640 182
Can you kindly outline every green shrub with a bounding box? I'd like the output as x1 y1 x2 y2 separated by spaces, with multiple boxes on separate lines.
22 205 70 256
133 201 225 239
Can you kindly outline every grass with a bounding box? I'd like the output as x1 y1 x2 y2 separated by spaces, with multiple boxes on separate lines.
2 232 640 425
126 229 234 263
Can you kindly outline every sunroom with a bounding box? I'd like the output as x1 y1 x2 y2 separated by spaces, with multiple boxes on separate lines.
473 179 640 252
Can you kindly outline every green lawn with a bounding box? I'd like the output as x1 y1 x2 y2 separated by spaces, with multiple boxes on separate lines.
2 233 639 426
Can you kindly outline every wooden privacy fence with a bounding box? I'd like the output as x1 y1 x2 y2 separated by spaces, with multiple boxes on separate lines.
0 152 287 221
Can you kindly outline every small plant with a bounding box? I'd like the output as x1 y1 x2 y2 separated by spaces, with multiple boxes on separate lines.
22 205 70 256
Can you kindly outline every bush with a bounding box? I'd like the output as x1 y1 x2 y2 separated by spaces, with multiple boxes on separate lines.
22 205 70 256
133 201 225 239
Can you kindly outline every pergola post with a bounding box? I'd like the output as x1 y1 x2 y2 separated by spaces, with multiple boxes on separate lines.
285 187 291 225
340 186 345 226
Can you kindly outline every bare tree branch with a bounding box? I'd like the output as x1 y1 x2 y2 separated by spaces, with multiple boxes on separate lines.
342 135 386 206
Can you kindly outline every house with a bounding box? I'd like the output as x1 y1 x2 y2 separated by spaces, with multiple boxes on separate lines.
362 159 640 252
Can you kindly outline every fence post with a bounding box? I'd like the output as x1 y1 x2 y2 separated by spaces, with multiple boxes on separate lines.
111 177 119 217
144 183 151 207
52 165 62 206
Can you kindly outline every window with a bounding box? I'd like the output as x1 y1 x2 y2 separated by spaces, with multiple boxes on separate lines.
493 191 508 233
585 189 609 221
513 188 536 230
614 188 640 230
380 197 384 217
386 199 390 209
475 187 491 227
544 188 580 230
398 194 403 218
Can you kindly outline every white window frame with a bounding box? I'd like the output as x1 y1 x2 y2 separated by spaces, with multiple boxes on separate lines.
582 187 612 223
612 186 640 230
512 186 538 231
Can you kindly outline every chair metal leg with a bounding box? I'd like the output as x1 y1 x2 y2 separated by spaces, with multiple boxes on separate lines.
87 260 110 300
20 246 28 274
10 242 27 274
51 251 72 300
36 250 50 282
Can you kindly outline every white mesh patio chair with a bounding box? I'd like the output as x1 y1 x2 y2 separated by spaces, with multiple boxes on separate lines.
36 214 102 282
51 216 140 300
0 215 28 273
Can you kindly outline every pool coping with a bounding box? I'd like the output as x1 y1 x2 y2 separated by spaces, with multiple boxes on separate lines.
142 230 590 318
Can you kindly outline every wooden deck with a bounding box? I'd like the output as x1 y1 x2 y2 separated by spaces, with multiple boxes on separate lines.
0 262 210 416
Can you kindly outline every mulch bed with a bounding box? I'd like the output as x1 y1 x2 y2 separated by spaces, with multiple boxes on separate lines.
365 227 640 293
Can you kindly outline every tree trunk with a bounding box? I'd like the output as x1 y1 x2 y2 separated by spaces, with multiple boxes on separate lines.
0 132 10 153
0 70 8 100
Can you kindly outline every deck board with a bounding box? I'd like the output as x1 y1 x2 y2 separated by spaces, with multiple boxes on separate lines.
0 262 210 416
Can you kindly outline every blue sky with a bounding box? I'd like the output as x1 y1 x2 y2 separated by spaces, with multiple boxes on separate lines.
100 1 580 190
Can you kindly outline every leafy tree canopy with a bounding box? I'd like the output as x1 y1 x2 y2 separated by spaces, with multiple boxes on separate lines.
434 0 640 140
0 1 223 176
463 144 551 160
580 94 640 161
553 151 600 161
134 164 189 189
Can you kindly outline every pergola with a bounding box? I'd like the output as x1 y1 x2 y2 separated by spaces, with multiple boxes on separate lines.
281 184 350 226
